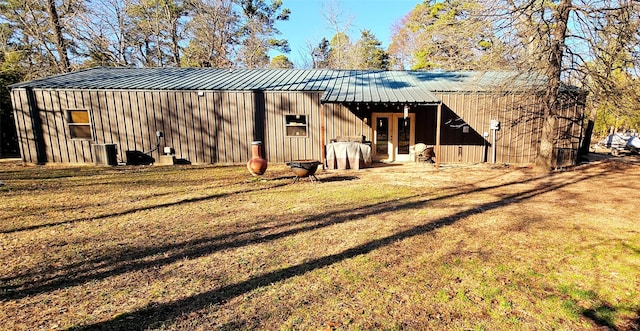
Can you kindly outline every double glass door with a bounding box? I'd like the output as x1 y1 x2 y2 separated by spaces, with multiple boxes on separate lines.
372 112 415 162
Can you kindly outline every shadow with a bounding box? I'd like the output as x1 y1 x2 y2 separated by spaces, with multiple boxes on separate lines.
317 175 359 182
63 165 609 330
582 304 617 329
0 181 290 235
174 158 191 165
367 162 406 168
622 243 640 255
2 190 424 300
25 87 47 164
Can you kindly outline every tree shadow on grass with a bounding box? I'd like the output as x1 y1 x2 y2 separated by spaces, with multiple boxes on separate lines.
2 190 426 300
575 296 639 330
64 166 612 330
0 181 290 234
3 166 558 300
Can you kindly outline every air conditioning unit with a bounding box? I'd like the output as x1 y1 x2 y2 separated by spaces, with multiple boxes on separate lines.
93 143 118 166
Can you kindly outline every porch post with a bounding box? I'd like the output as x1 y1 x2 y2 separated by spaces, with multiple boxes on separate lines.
435 102 442 170
320 103 326 168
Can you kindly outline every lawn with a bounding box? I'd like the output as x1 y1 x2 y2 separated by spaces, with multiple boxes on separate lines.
1 156 639 330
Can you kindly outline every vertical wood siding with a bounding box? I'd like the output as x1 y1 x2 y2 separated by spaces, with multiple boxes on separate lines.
435 92 582 164
263 92 326 163
11 89 340 164
436 91 547 164
11 89 33 163
11 88 583 166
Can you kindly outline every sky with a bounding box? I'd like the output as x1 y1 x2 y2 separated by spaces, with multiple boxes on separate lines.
269 0 421 68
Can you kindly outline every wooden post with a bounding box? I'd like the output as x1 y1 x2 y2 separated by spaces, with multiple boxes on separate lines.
320 103 326 168
435 102 442 170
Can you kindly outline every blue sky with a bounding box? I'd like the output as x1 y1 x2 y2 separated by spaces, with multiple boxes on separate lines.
270 0 421 68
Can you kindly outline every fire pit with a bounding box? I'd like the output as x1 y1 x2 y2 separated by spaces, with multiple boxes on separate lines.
287 160 321 183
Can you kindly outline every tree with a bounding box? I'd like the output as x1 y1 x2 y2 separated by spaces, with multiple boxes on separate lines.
311 37 330 69
125 0 190 67
74 0 134 67
318 0 354 69
389 0 500 70
237 0 290 68
46 0 71 72
269 54 293 68
0 0 85 76
182 0 238 68
484 0 640 170
583 2 640 136
0 24 24 156
328 31 352 69
352 30 389 70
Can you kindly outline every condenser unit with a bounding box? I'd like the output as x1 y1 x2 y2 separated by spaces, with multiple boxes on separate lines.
93 143 118 166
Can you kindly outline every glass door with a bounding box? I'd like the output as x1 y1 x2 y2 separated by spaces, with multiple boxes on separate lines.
374 115 390 161
372 113 415 162
392 113 415 162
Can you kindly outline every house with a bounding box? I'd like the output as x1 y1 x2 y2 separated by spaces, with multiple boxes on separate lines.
9 67 585 167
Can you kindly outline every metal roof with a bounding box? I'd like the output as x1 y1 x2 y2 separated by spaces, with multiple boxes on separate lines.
9 67 547 104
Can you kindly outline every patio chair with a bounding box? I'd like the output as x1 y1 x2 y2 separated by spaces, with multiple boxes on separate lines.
414 143 435 164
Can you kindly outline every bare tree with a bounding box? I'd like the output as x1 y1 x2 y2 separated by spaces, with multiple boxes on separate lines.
0 0 84 76
321 0 354 69
182 0 238 68
46 0 70 72
75 0 134 67
484 0 640 169
125 0 189 67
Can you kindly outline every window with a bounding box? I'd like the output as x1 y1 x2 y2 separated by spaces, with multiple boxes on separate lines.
285 114 307 137
66 109 93 139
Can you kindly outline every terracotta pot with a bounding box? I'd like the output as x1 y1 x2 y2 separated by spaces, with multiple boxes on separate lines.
247 141 268 176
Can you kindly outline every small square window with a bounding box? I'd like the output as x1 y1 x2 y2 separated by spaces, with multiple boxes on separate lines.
66 109 93 139
285 114 307 137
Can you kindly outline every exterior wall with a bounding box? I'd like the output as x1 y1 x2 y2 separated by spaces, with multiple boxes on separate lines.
11 88 342 165
434 92 583 165
11 87 583 166
264 91 320 163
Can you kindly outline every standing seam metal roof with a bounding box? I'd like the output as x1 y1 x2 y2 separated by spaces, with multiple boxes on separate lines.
9 67 548 104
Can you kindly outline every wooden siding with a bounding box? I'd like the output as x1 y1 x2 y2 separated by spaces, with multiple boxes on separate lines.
11 88 583 166
435 92 582 164
11 88 340 164
323 103 370 144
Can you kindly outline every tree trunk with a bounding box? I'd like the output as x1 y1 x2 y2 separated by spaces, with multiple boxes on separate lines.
46 0 70 73
537 114 558 170
535 0 572 171
171 19 181 67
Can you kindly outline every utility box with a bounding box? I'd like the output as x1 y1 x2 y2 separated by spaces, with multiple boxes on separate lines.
93 143 118 166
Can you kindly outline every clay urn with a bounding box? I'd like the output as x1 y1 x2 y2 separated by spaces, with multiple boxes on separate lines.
247 141 268 176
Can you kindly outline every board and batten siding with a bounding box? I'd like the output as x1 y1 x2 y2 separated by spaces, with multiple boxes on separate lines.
264 92 321 163
11 88 246 164
11 88 346 165
12 87 582 166
436 92 583 164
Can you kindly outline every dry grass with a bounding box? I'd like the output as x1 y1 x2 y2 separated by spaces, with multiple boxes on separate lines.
1 155 639 330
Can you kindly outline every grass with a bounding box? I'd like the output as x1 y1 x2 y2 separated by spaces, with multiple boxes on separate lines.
1 156 639 330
